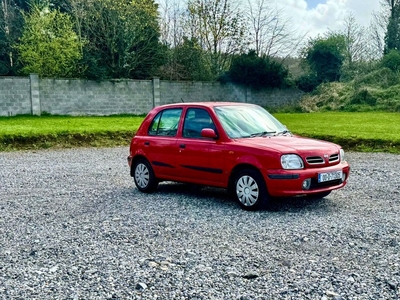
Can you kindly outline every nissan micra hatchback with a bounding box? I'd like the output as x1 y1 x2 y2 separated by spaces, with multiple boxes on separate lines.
128 102 350 210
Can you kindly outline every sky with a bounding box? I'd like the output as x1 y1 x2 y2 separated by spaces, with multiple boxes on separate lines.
272 0 383 38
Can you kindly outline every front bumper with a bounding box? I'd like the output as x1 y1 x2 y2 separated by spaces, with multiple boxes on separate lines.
127 155 133 167
264 162 350 197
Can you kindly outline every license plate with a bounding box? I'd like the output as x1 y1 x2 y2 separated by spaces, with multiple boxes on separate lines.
318 170 343 183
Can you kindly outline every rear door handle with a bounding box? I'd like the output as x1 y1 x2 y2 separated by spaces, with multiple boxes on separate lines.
144 141 150 146
180 144 186 149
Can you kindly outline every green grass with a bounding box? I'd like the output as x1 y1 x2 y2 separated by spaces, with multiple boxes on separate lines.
0 115 143 151
275 112 400 153
1 112 399 153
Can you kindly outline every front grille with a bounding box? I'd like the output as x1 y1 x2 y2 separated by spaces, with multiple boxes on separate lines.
329 154 339 163
306 153 340 165
306 156 324 164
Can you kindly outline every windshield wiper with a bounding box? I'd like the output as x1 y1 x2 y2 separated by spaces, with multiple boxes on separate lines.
249 131 276 137
276 129 292 136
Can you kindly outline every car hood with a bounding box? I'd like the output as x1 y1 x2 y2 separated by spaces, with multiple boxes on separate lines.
235 135 340 154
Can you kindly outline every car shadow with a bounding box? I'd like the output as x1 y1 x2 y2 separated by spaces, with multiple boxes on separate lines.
266 195 333 213
135 182 335 213
155 182 236 208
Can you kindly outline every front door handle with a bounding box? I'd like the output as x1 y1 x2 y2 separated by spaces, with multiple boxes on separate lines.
179 144 186 149
144 141 150 146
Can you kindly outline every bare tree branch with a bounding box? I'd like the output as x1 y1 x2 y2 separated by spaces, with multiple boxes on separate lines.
182 0 248 76
245 0 307 59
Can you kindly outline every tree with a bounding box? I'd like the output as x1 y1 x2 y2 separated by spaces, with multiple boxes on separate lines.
158 0 185 48
334 13 377 80
385 6 400 52
384 0 400 53
76 0 165 79
183 0 247 79
341 13 368 68
158 0 191 80
369 10 386 58
225 50 288 89
16 5 82 77
245 0 306 58
161 37 212 80
0 0 24 75
381 49 400 71
14 0 29 10
302 34 347 83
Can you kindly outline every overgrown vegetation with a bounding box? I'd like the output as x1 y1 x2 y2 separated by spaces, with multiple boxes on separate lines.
286 66 400 113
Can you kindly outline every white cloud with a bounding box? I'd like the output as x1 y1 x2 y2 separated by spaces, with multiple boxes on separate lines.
270 0 382 38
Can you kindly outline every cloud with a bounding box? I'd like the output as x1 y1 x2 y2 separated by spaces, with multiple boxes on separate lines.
270 0 382 38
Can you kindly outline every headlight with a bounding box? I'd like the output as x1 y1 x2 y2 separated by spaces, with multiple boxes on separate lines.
281 154 304 169
340 148 345 162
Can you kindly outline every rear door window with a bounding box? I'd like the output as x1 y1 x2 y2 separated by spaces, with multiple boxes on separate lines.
148 108 182 136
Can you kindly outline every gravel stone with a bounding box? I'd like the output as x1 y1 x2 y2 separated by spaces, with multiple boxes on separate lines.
0 147 400 299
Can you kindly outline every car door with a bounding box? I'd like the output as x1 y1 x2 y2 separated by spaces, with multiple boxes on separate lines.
142 107 182 178
175 108 226 186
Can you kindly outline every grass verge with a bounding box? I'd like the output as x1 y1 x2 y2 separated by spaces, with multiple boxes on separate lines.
0 115 141 151
275 112 400 153
1 112 399 154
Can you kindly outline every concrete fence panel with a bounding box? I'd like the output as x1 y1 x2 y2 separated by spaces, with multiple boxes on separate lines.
0 76 303 116
0 77 32 116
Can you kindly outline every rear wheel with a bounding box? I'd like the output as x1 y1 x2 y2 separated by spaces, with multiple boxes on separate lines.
133 159 158 193
234 169 269 211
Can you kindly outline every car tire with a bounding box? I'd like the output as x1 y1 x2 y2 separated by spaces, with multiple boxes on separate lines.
234 169 269 211
133 159 158 193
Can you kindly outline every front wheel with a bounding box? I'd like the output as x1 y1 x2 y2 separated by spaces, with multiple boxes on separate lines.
234 169 269 211
133 159 158 193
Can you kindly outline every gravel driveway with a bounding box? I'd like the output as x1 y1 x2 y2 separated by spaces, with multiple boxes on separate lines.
0 147 399 300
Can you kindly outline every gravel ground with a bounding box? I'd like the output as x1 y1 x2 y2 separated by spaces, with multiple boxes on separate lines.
0 147 399 300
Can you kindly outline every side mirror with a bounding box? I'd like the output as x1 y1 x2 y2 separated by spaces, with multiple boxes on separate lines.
201 128 218 139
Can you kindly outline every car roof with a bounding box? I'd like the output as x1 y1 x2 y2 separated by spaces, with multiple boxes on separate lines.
157 102 256 109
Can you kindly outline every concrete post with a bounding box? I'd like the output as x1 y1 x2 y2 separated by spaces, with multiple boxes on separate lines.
152 77 161 108
30 74 41 116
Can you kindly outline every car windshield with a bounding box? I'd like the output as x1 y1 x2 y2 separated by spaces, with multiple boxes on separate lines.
214 105 287 139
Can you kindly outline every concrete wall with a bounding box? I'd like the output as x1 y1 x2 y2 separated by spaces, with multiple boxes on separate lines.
251 88 303 107
0 77 32 116
0 75 303 116
159 81 247 104
39 78 154 116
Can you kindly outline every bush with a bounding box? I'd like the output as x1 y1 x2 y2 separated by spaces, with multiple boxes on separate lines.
224 51 289 89
301 34 346 83
350 89 377 106
295 74 321 92
381 50 400 72
353 68 399 89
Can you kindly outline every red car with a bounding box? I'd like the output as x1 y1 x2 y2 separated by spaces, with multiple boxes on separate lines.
128 102 350 210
